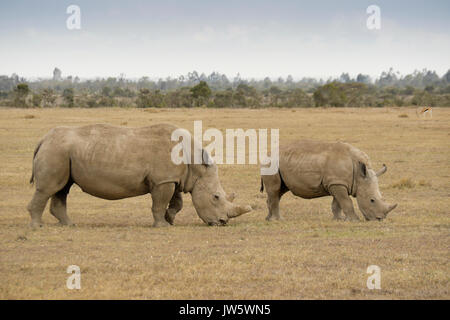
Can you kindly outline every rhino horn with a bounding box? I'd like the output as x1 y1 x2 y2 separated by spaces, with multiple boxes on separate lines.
385 203 398 216
228 204 252 218
376 164 387 177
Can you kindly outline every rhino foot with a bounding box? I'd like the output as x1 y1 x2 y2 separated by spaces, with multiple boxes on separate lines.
266 214 283 221
30 221 43 229
164 210 176 225
153 220 171 228
57 221 76 227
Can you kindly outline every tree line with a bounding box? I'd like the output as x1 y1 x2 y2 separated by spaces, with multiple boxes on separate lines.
1 68 449 108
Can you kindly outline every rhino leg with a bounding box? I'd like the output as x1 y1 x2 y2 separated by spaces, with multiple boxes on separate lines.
27 191 50 228
329 185 360 221
28 143 71 228
151 183 175 227
165 191 183 225
331 198 344 220
50 181 74 226
262 173 288 221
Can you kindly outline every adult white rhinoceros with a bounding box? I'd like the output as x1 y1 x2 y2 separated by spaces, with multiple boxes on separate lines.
260 140 397 221
28 123 251 228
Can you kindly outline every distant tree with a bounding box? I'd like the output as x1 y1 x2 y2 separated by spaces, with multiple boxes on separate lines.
411 90 436 106
424 85 435 93
31 93 43 107
234 83 260 107
187 71 200 83
285 88 312 107
212 90 233 108
342 82 368 107
86 96 97 108
377 68 399 87
356 74 371 84
164 88 194 108
190 81 211 99
113 86 124 97
422 70 440 86
268 86 282 107
285 75 295 89
53 68 62 81
11 73 19 83
276 77 285 85
0 75 18 92
313 83 344 107
339 73 351 83
263 77 272 89
98 95 115 107
190 81 211 107
444 69 450 83
402 86 415 95
62 88 75 107
136 89 164 108
102 86 112 97
232 73 242 87
13 83 29 107
440 85 450 94
42 88 56 107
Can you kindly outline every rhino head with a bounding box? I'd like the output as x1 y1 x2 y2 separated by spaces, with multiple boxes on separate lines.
355 163 397 221
189 160 252 226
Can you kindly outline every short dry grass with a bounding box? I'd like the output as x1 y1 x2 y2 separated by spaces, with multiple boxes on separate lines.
0 106 448 299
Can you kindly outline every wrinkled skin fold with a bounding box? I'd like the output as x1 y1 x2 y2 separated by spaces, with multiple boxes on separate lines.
261 140 397 222
27 123 251 228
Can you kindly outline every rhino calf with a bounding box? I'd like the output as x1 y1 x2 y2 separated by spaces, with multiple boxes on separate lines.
260 140 397 221
28 123 251 228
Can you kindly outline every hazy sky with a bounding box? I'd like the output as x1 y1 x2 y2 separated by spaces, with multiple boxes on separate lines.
0 0 449 79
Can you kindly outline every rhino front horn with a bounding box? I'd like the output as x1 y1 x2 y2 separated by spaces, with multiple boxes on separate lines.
228 205 252 218
386 203 398 216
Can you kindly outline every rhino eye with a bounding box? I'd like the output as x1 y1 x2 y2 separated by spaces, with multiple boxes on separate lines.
370 199 375 203
214 194 220 200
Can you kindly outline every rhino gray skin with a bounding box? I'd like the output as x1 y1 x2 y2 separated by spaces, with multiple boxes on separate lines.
260 140 397 221
27 123 251 228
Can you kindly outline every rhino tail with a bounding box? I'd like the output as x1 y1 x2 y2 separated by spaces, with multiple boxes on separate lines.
30 139 44 184
260 178 264 193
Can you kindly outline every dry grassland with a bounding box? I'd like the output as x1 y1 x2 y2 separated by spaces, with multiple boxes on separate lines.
0 107 448 299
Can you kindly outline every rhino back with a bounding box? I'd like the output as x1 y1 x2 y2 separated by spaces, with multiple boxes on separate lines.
279 140 355 198
54 123 185 199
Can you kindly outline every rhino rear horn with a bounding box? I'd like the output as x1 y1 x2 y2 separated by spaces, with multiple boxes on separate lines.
376 164 387 177
228 205 252 218
226 192 236 202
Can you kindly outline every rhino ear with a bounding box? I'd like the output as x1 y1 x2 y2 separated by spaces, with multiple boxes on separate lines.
359 161 367 178
201 149 213 167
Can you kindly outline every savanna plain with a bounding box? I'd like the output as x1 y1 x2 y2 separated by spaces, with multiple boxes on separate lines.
0 107 448 299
